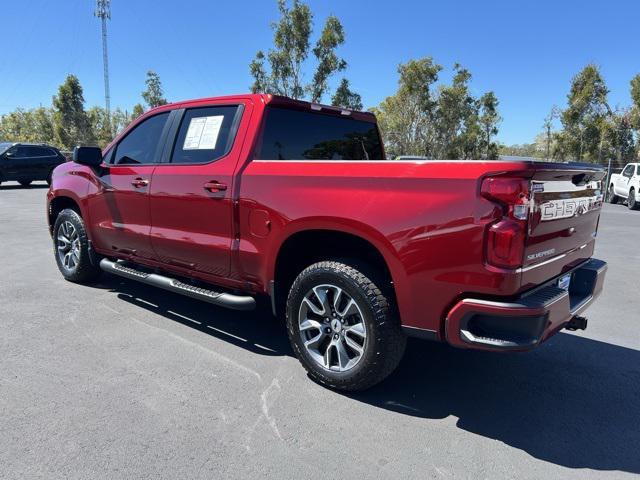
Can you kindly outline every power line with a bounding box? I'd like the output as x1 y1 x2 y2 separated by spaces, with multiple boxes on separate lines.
95 0 111 131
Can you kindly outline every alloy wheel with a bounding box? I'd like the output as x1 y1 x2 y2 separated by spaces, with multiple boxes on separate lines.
57 221 81 271
298 284 367 372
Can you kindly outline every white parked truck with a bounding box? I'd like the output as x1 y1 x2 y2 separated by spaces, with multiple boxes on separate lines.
609 163 640 210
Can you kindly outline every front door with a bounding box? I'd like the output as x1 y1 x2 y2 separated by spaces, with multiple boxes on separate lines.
149 103 248 278
3 145 36 180
87 111 171 259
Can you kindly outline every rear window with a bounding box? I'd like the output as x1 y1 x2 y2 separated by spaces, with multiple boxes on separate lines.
256 107 383 161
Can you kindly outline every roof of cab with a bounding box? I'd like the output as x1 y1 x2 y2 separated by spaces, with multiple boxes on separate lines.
150 93 376 123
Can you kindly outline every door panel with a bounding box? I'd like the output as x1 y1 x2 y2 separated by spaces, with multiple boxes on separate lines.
149 103 249 278
88 165 157 258
86 111 171 258
5 146 35 178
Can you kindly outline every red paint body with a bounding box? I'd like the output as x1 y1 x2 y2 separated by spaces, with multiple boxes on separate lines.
47 94 607 350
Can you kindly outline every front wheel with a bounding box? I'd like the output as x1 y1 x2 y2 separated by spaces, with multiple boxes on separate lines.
53 209 102 283
286 260 406 392
629 188 639 210
608 185 619 204
19 180 31 187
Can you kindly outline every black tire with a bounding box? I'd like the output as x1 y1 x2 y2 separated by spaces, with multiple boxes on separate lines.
608 184 619 204
286 260 406 392
46 169 54 186
629 188 639 210
19 180 31 187
53 208 102 283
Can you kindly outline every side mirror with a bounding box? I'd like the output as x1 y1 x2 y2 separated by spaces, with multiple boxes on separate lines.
73 146 103 167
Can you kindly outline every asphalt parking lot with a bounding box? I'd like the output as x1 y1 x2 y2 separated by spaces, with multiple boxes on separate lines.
1 182 639 479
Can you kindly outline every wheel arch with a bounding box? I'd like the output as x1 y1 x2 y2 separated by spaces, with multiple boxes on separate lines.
270 225 403 317
48 195 82 234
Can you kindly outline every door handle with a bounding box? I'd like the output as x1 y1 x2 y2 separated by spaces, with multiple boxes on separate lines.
203 181 227 193
131 177 149 188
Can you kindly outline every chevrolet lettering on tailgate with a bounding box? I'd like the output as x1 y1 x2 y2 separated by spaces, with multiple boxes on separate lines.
540 195 602 221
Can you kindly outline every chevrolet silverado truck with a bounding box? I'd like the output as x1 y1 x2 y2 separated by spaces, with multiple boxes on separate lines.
47 94 608 391
608 162 640 210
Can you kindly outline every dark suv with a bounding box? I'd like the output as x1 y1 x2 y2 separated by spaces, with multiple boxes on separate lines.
0 142 67 187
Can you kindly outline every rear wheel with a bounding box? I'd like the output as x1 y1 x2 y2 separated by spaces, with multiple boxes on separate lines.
608 185 619 204
53 209 101 283
18 180 31 187
286 260 406 392
629 188 639 210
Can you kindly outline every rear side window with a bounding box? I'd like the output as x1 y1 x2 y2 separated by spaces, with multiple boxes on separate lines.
256 107 383 161
170 106 242 164
29 147 54 157
113 112 170 165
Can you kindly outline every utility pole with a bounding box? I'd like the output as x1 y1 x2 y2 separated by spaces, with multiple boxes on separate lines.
95 0 111 134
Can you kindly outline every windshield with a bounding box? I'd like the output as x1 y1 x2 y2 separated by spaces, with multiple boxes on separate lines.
0 142 14 155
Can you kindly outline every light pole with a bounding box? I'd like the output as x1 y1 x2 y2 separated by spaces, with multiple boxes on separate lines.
95 0 112 135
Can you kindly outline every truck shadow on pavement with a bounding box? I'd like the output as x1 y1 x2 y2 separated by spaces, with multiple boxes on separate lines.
94 276 293 357
95 276 639 474
354 335 640 475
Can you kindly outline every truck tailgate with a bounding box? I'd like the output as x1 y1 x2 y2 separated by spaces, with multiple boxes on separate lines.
523 165 605 275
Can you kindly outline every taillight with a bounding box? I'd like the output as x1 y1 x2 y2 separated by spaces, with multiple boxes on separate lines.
481 177 530 269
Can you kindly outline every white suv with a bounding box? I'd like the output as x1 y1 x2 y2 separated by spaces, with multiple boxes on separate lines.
609 163 640 210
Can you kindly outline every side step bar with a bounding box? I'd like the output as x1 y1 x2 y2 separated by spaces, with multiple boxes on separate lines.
100 258 256 311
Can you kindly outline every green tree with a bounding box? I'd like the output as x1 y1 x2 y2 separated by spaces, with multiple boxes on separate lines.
309 15 346 102
478 91 501 159
141 70 168 108
249 0 354 103
131 103 145 120
0 107 55 144
372 57 442 158
87 106 112 148
631 74 640 157
560 64 610 162
86 106 133 148
52 74 94 149
433 63 477 159
331 78 362 110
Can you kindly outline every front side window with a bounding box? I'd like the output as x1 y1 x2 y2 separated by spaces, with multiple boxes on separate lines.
256 107 383 161
623 165 634 177
112 112 170 165
13 146 31 158
170 105 241 164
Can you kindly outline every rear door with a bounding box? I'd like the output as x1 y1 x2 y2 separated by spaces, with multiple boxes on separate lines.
28 146 58 180
148 102 249 278
86 111 171 259
524 166 605 273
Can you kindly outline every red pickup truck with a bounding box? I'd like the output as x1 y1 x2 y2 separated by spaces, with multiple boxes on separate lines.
47 94 607 391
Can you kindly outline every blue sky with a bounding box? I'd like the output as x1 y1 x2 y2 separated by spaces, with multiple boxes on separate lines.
1 0 639 144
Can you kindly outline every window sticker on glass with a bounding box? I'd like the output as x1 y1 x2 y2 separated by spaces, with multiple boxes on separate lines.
183 116 224 150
